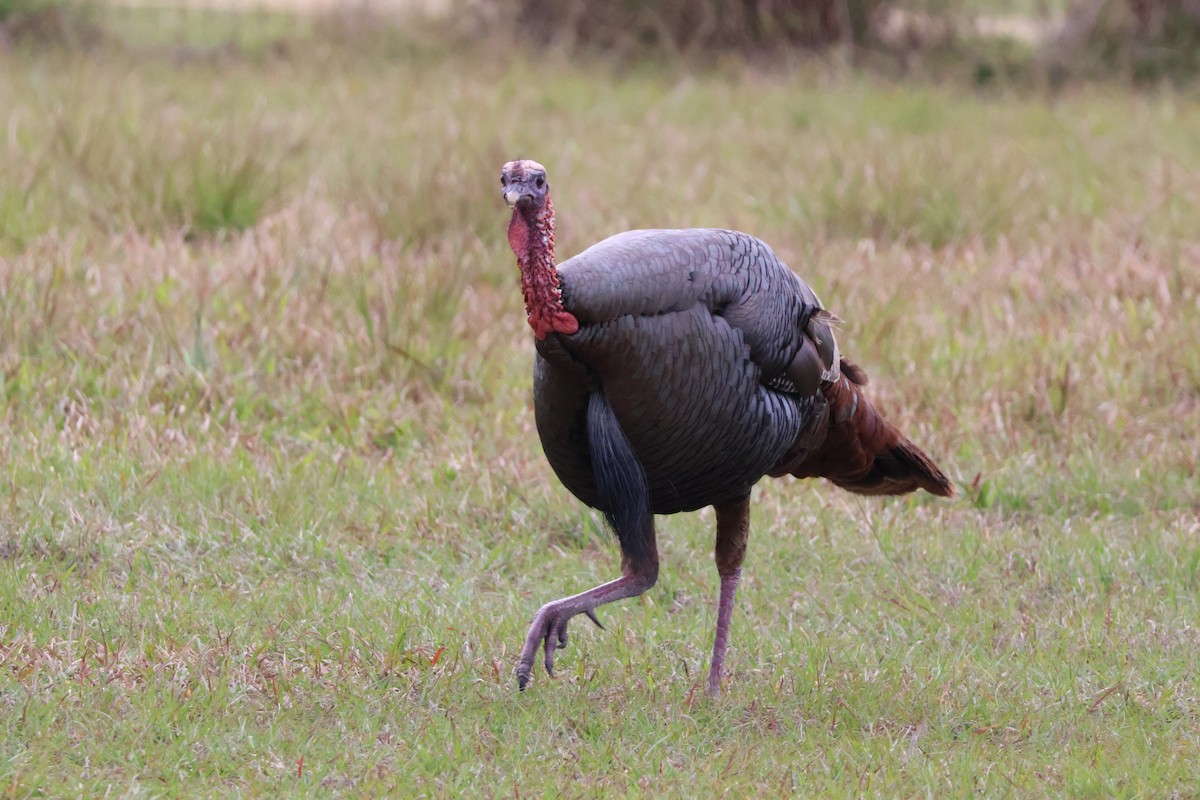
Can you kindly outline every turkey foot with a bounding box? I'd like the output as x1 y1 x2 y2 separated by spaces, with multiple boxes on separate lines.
516 572 656 690
516 599 602 689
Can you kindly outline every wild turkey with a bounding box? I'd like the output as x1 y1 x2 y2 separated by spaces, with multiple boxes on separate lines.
501 159 954 695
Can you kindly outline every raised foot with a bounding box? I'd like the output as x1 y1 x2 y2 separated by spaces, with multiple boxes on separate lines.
513 573 656 690
516 600 603 690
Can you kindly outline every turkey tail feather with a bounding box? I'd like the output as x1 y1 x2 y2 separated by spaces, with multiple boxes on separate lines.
888 439 955 497
840 358 869 386
792 375 955 498
836 437 955 498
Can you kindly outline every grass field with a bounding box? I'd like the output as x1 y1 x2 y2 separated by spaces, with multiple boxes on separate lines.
2 14 1199 797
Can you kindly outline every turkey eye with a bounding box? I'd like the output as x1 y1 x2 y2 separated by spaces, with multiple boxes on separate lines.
500 176 507 186
535 176 545 189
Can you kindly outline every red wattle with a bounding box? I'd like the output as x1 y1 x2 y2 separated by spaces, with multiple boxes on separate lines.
551 311 579 335
510 198 578 341
507 213 529 255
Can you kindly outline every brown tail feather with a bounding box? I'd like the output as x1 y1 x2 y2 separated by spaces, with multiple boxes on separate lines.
791 374 954 498
840 358 869 386
841 437 955 497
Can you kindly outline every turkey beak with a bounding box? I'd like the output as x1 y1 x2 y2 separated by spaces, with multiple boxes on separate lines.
503 188 523 208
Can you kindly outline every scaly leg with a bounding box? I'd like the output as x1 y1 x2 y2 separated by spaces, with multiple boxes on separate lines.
516 562 658 690
708 495 751 696
518 391 659 690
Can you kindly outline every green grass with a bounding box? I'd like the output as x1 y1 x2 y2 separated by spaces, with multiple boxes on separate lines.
2 18 1199 797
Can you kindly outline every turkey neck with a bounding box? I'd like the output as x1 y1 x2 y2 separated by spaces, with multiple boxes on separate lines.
509 196 579 340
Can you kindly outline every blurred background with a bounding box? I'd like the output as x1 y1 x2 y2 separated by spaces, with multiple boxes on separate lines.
4 0 1200 84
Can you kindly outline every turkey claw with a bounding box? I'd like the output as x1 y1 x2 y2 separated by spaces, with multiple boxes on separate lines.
517 600 596 690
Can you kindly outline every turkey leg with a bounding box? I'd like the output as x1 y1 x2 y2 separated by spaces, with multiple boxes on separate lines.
709 494 751 696
514 390 662 690
517 560 658 690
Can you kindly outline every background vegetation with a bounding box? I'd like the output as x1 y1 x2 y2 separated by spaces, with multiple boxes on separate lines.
1 1 1198 796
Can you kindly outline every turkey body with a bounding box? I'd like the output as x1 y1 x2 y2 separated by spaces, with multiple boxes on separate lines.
533 228 830 515
500 158 951 694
